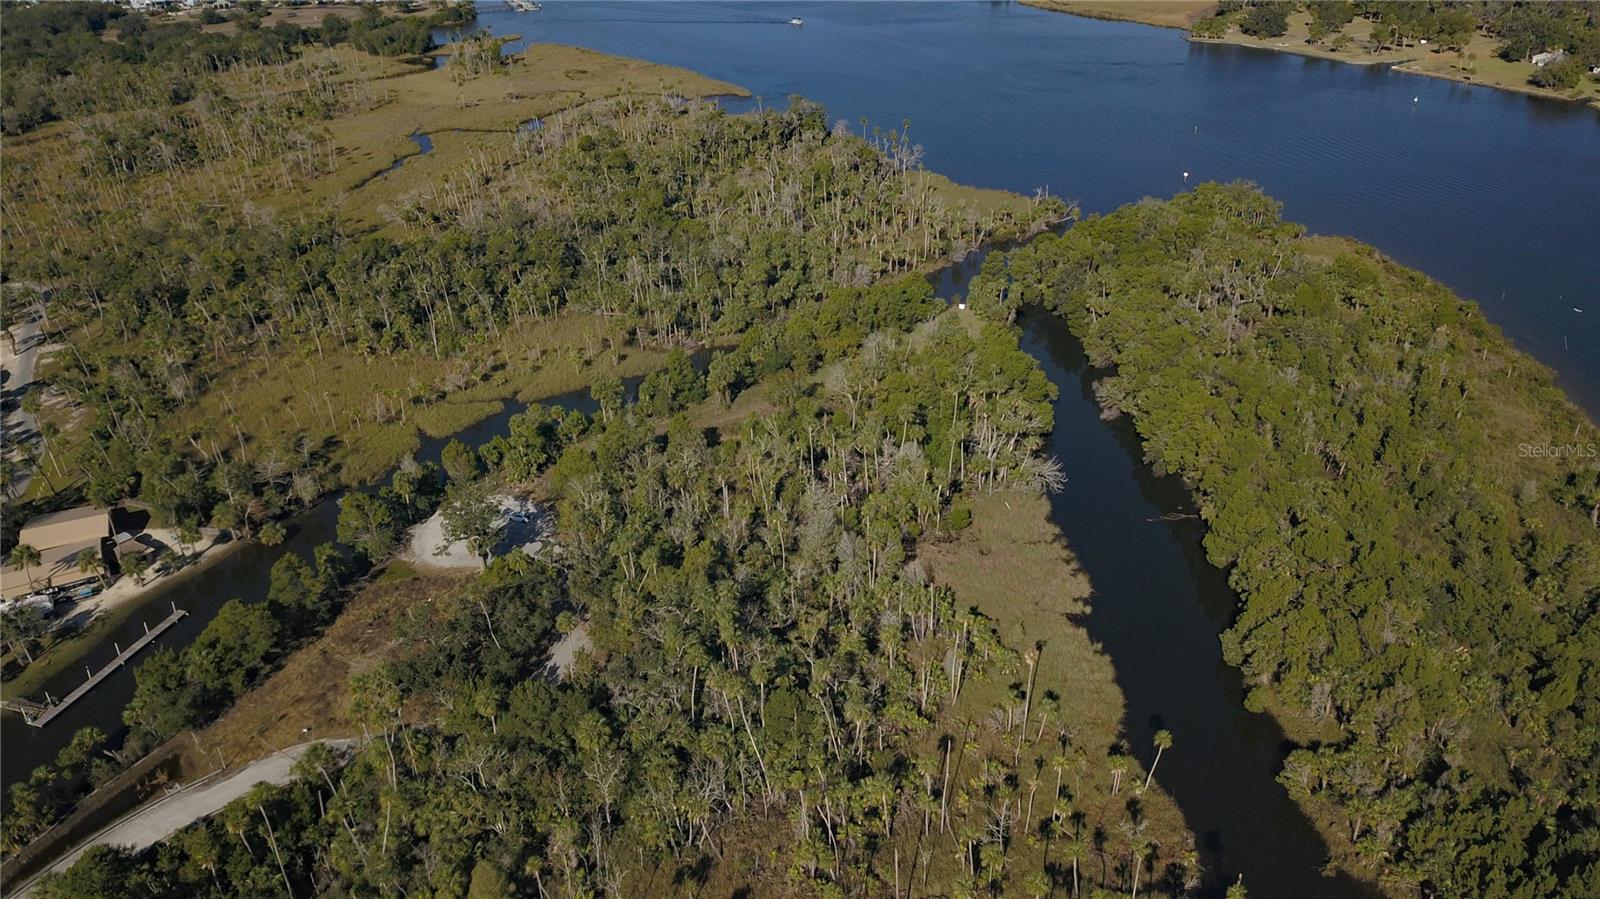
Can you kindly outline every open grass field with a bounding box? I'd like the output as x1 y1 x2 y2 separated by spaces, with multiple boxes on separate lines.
1195 11 1600 104
4 34 1046 709
11 44 746 493
297 43 747 230
184 3 436 35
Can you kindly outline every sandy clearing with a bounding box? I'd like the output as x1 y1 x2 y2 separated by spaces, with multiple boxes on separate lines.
399 495 551 569
548 622 591 679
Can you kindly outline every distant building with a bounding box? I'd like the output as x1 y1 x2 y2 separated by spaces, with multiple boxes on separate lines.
1531 49 1568 68
1 507 113 600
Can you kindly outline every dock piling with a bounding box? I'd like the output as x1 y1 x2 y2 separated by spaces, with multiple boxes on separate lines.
23 607 189 727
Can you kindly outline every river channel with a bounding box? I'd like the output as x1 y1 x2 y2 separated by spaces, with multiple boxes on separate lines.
6 5 1596 894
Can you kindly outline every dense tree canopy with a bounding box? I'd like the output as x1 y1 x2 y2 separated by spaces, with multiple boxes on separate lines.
972 182 1600 896
34 292 1199 898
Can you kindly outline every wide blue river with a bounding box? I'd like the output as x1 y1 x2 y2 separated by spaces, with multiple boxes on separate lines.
474 0 1600 416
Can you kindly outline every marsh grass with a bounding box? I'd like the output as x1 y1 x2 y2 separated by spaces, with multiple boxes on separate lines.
915 489 1194 889
160 313 675 486
1022 0 1217 30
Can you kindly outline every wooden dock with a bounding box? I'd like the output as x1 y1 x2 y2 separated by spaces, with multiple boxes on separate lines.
9 604 187 728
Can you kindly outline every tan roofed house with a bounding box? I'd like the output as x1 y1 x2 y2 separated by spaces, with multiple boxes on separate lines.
18 507 112 549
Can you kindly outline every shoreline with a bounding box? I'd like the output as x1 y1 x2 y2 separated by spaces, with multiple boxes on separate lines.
1023 1 1600 110
1189 35 1600 108
921 489 1199 890
1018 0 1210 31
1388 55 1598 106
1 532 244 702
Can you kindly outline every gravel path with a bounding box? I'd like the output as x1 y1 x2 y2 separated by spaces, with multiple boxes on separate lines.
17 740 354 896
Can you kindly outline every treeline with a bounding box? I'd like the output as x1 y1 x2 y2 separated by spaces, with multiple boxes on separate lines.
0 461 423 853
23 262 1067 893
2 728 111 855
969 182 1600 896
36 299 1201 898
1193 1 1600 84
6 403 569 853
0 2 468 135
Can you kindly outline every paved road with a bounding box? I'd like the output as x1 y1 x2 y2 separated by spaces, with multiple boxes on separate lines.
14 739 354 896
2 304 45 498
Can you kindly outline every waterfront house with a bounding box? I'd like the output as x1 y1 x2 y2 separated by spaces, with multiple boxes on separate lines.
1532 49 1568 68
0 506 113 599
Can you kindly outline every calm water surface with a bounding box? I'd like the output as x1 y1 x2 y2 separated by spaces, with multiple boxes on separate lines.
473 0 1600 415
938 244 1374 896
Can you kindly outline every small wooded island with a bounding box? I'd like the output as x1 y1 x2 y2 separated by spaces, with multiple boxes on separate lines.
1 3 1596 899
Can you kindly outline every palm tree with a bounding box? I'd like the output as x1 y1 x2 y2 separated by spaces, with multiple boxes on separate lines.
178 823 224 891
76 549 110 588
1051 752 1071 807
1225 874 1248 899
0 302 14 355
1144 729 1172 790
1109 754 1128 796
1059 835 1085 898
1017 644 1039 759
123 553 152 587
175 523 202 557
251 786 296 899
1 604 46 664
1119 818 1151 899
8 544 41 591
219 801 255 857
